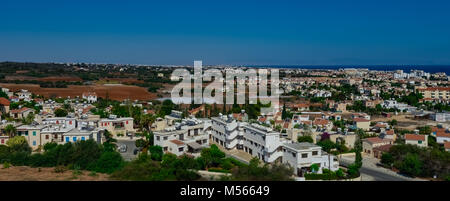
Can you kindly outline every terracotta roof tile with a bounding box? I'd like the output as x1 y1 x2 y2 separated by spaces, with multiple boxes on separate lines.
405 134 426 141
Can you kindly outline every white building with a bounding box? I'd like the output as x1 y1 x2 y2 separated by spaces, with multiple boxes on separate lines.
436 133 450 144
242 123 284 163
211 115 244 150
282 142 339 176
211 115 339 176
82 92 97 103
153 118 209 157
17 89 32 101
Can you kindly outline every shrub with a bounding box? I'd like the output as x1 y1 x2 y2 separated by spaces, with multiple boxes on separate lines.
8 152 30 166
2 162 11 169
7 136 31 154
0 145 10 163
208 167 231 173
297 136 314 143
220 159 234 170
88 171 98 177
54 166 66 173
93 151 124 174
347 164 360 178
149 146 163 161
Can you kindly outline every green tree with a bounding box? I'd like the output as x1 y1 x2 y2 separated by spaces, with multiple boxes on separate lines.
310 163 319 173
103 130 117 152
354 136 363 168
200 144 225 169
4 124 16 138
297 136 314 143
316 140 336 152
6 136 31 154
93 151 124 174
149 145 163 161
135 131 154 153
54 108 68 117
381 153 394 166
0 89 8 99
399 153 423 176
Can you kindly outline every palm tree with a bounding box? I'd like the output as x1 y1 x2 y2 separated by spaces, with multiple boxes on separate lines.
4 124 16 138
103 130 117 152
135 131 153 154
139 114 155 132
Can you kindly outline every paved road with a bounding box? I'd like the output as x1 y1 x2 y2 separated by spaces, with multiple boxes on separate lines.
339 158 424 181
117 139 138 161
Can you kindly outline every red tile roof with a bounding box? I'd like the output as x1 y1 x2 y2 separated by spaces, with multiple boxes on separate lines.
373 144 393 152
0 98 10 106
405 134 426 141
432 127 446 133
417 87 450 92
436 132 450 138
10 107 32 114
313 118 329 126
444 142 450 149
386 130 395 135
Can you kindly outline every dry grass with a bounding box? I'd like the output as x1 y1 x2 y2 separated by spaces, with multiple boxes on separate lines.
0 165 110 181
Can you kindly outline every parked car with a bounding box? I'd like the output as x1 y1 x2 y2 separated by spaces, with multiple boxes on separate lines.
118 144 127 153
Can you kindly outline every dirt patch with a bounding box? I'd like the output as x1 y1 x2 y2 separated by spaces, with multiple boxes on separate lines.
0 83 157 101
37 76 83 82
0 165 110 181
371 114 437 130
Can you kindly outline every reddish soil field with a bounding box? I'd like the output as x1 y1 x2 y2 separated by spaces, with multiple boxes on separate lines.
0 83 157 101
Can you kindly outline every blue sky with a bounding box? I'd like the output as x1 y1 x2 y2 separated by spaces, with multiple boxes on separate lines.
1 0 450 65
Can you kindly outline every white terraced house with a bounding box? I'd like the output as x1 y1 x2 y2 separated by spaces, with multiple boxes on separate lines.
282 142 339 177
242 123 284 163
211 115 245 150
98 115 135 136
211 115 339 177
153 118 209 157
42 117 77 130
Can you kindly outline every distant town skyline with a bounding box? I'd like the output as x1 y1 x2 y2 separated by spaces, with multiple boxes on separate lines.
1 0 450 65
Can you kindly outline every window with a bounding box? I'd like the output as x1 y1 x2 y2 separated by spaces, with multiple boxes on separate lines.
163 147 168 151
156 136 160 141
126 121 128 125
73 137 77 142
418 140 422 144
178 147 184 152
25 131 28 136
1 139 4 144
312 151 318 156
163 137 168 140
302 153 308 158
45 135 49 140
69 121 72 125
81 137 85 141
33 131 36 136
33 141 36 146
292 152 296 157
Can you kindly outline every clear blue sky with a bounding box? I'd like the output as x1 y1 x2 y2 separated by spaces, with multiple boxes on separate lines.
1 0 450 65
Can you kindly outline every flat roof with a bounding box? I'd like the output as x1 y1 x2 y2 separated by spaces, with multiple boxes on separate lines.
283 142 320 151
